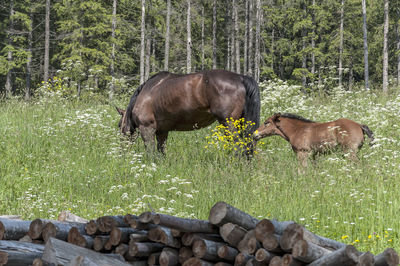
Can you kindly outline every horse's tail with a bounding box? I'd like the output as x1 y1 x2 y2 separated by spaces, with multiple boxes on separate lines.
361 124 375 146
241 75 261 136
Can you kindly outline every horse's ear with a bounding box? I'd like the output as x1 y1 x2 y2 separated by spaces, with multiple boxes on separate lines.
116 107 125 116
273 113 281 122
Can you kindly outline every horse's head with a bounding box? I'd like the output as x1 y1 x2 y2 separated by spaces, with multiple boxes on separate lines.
116 107 137 140
253 113 281 141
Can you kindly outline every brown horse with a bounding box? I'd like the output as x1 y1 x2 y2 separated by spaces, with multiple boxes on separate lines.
253 113 374 169
117 70 260 154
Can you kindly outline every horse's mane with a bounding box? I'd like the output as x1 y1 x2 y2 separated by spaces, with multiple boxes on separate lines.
125 71 171 131
281 113 314 123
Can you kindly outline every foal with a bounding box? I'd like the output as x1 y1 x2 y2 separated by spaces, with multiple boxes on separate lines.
253 113 374 170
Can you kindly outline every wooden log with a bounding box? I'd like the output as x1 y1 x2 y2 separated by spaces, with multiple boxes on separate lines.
307 245 360 266
115 243 138 261
96 215 128 233
58 211 88 223
42 221 86 243
219 223 247 247
130 233 150 243
123 214 139 225
215 263 234 266
0 218 31 240
160 247 179 266
109 227 146 246
93 235 109 252
209 202 259 230
234 253 254 266
254 248 276 264
179 246 193 264
148 226 181 248
280 223 346 252
238 230 261 255
67 227 94 249
269 256 283 266
130 219 157 231
0 240 44 266
103 238 114 251
84 220 98 236
19 234 33 243
282 254 304 266
255 219 275 242
269 220 295 235
128 242 164 257
292 239 331 263
182 232 223 246
261 234 283 254
192 238 228 262
218 245 239 262
32 258 48 266
245 258 266 266
0 215 21 220
374 248 399 266
138 211 155 223
41 237 129 265
356 252 374 266
171 228 183 237
182 257 214 266
148 251 162 265
28 219 53 240
153 213 218 234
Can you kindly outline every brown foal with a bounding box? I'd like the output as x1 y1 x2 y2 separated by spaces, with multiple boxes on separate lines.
253 113 374 171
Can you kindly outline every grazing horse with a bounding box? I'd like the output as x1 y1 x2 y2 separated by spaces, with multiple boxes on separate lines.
117 70 260 154
253 113 374 170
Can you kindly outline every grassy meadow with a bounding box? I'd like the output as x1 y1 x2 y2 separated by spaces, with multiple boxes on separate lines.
0 81 399 254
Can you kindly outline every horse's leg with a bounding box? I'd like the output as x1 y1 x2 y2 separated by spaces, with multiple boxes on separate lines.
139 125 156 153
296 151 310 174
156 132 168 154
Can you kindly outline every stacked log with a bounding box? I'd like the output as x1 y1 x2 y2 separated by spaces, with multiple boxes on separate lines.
0 202 398 265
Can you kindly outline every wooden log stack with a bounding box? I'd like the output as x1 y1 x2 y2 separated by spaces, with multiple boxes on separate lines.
0 202 398 265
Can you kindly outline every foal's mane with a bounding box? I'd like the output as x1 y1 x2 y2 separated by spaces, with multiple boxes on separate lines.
280 113 314 123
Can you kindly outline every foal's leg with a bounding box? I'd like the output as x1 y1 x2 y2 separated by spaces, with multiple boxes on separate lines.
296 151 310 174
156 132 168 154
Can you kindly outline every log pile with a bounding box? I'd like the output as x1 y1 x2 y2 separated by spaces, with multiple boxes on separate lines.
0 203 398 266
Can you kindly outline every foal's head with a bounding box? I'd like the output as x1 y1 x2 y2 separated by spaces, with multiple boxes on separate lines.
116 107 131 136
253 113 282 141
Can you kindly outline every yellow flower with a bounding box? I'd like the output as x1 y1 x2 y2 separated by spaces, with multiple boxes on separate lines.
341 235 348 240
368 235 372 239
354 239 360 243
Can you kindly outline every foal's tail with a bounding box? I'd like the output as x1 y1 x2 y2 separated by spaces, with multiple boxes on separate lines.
361 124 375 146
241 75 260 136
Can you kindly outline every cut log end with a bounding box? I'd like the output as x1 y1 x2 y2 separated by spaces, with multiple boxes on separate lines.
208 202 227 226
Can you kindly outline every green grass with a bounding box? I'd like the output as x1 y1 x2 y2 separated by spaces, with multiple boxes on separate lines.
0 83 399 254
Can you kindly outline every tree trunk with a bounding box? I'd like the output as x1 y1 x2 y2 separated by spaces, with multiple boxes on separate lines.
145 37 151 81
140 0 146 84
153 213 218 234
212 0 217 69
43 0 50 83
244 0 249 74
307 245 359 266
5 0 14 98
164 0 171 71
42 221 86 243
311 0 316 76
25 10 33 101
254 0 261 82
397 13 400 88
382 0 389 93
234 0 240 74
0 218 31 240
0 241 44 265
226 0 231 71
362 0 369 90
110 0 117 100
292 239 331 263
209 202 259 230
248 0 253 76
338 0 344 88
231 0 236 72
201 1 205 70
302 4 307 87
186 0 192 73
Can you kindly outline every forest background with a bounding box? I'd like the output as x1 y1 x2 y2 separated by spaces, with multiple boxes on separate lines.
0 0 399 99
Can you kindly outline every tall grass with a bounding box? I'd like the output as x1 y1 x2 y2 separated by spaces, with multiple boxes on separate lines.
0 82 399 253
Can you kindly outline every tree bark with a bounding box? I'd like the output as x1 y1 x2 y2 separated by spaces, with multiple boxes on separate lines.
28 219 53 240
382 0 389 93
338 0 344 88
110 0 117 100
148 251 162 265
109 227 145 246
217 245 239 262
234 252 254 266
96 215 128 233
182 257 214 266
248 0 253 76
201 1 205 70
67 227 94 249
292 239 331 263
186 0 192 73
145 37 151 81
43 0 50 83
237 230 260 255
181 232 223 246
140 0 146 84
0 218 31 240
254 0 261 82
93 235 109 252
209 202 259 230
192 239 227 262
282 254 304 266
25 10 33 101
396 13 400 87
234 0 240 74
129 242 164 257
164 0 171 71
0 241 44 266
255 248 276 264
179 246 193 264
307 245 359 266
212 0 217 69
5 0 14 98
42 221 86 243
362 0 369 90
262 234 284 254
254 219 275 242
226 0 231 71
148 226 181 248
244 0 249 74
153 213 218 234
